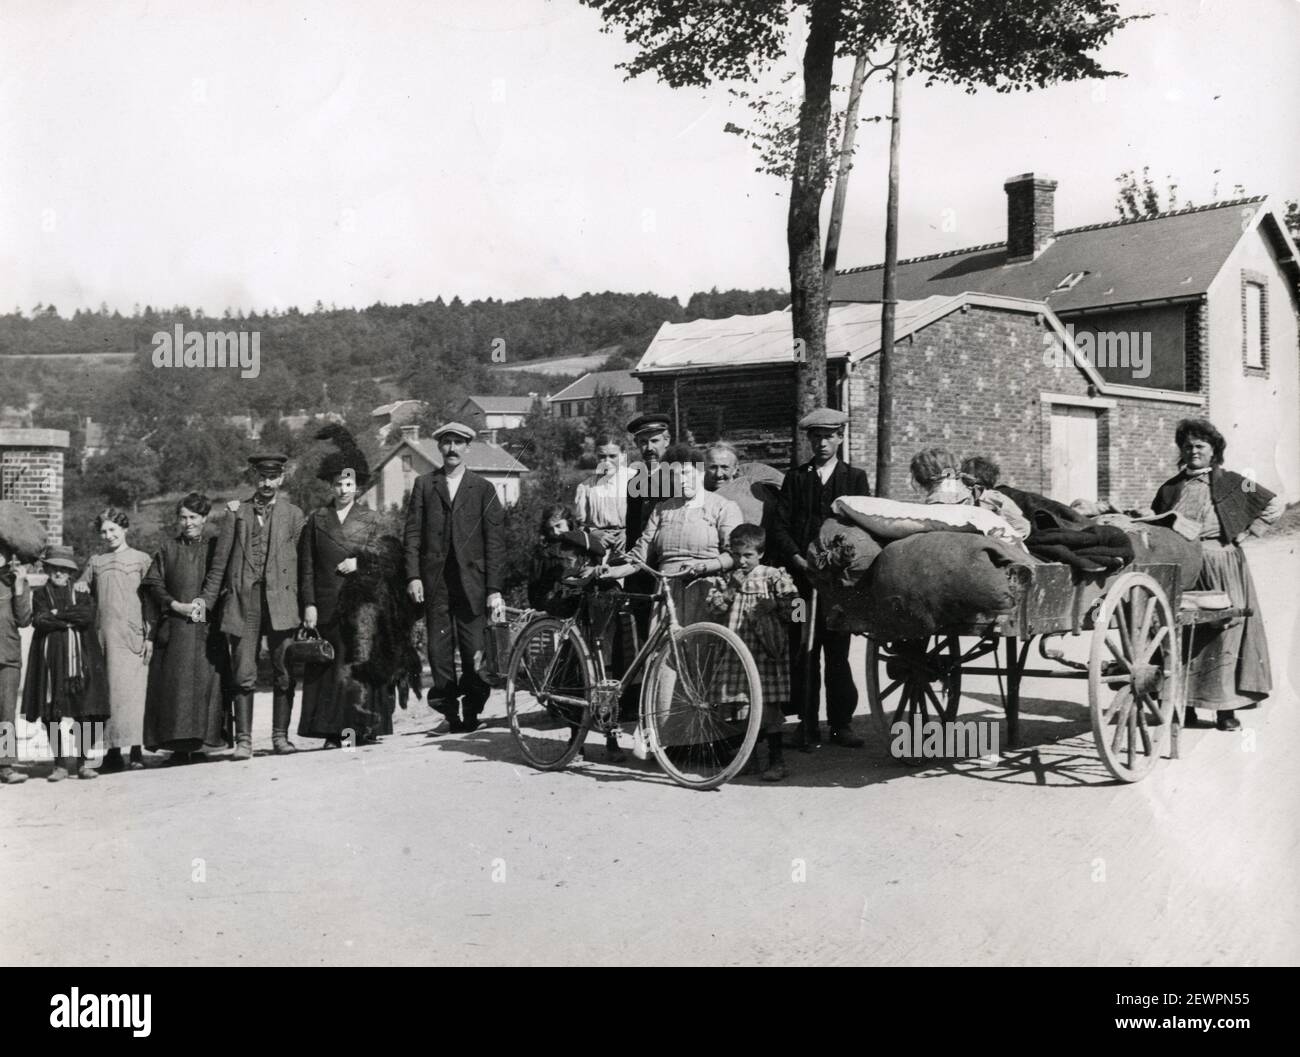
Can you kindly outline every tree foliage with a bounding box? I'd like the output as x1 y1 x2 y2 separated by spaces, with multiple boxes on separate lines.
581 0 1140 460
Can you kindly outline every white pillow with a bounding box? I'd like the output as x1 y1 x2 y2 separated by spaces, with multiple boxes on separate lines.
832 495 1014 541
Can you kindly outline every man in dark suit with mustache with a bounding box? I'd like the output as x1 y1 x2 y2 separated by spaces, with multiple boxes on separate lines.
201 452 306 760
404 422 506 733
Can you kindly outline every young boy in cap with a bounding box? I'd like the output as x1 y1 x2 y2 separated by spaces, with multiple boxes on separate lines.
404 422 506 733
201 452 306 759
769 407 870 750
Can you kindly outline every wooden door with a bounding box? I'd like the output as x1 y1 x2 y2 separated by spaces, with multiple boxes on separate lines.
1050 406 1098 504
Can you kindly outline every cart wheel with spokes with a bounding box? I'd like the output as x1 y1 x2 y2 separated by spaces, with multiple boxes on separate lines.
642 622 763 790
1088 572 1179 783
865 635 964 758
505 616 596 771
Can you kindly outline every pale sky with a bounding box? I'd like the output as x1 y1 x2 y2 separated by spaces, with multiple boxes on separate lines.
1 0 1296 314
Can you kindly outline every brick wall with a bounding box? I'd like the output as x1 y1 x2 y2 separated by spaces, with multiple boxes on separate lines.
847 305 1202 507
0 428 69 546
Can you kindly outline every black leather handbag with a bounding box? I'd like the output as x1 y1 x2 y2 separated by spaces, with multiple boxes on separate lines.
286 625 335 666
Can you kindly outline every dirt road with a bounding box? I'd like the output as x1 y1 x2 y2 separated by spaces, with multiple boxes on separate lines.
3 537 1296 966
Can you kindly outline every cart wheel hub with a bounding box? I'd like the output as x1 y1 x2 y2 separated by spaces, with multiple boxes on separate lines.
1130 663 1162 696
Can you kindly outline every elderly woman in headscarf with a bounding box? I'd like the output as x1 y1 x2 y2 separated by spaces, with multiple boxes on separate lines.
297 426 396 748
1152 417 1284 731
23 545 110 780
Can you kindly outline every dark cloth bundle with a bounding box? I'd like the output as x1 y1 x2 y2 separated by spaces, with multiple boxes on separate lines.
822 532 1032 637
337 535 423 699
996 484 1135 573
997 486 1091 530
0 500 47 562
1027 525 1134 573
805 517 882 589
1100 517 1203 590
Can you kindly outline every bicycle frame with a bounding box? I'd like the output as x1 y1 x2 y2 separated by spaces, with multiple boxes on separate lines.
542 554 693 723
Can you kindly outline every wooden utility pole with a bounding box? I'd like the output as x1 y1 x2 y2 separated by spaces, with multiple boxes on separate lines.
875 46 903 498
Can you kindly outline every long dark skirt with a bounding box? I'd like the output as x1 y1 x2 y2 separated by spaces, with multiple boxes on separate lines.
1186 540 1272 711
298 621 394 739
143 615 228 752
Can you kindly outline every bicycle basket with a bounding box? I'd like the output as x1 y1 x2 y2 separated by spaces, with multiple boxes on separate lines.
478 607 533 688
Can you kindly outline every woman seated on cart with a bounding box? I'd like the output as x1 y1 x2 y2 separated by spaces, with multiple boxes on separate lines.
1152 418 1284 731
909 448 1030 542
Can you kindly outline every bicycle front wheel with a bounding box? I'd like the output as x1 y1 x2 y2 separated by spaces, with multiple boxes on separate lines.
643 622 763 790
506 616 595 771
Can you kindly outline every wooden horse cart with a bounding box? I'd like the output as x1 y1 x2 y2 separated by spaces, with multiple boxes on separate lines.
861 561 1246 782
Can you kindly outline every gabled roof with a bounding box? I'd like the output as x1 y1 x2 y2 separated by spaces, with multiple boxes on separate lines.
635 297 952 374
633 292 1203 406
463 395 536 415
831 197 1296 313
547 369 643 402
371 398 425 418
370 437 530 477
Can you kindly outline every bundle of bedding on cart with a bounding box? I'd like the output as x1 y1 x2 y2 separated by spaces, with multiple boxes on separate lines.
999 486 1202 587
806 497 1034 636
0 500 47 562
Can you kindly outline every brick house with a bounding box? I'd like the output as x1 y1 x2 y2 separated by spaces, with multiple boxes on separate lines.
634 174 1300 506
635 295 1206 507
830 174 1300 503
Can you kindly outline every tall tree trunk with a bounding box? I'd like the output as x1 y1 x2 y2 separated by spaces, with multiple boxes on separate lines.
875 46 903 497
822 52 869 302
787 0 841 467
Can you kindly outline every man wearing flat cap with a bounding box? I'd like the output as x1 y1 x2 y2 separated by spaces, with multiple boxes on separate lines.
201 452 306 759
404 422 506 733
769 407 870 750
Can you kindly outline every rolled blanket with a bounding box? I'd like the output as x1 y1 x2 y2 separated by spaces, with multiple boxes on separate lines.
833 532 1033 638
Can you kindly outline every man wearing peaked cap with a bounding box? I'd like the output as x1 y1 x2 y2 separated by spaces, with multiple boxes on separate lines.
404 420 505 734
431 422 476 443
769 406 870 751
200 449 306 759
798 407 849 431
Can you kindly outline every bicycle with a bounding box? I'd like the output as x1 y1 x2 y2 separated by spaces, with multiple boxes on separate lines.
504 553 764 790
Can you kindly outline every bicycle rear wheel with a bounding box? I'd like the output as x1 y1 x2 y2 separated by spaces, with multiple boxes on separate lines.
643 622 763 790
506 616 594 771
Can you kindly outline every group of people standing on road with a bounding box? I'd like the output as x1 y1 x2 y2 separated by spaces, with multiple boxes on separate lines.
0 402 1280 788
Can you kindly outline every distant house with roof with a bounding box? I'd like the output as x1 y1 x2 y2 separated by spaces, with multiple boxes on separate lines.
371 399 426 441
457 395 536 443
633 173 1300 505
546 369 643 424
361 427 530 511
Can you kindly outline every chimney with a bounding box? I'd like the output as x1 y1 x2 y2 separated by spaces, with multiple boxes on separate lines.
1004 173 1057 262
399 423 420 442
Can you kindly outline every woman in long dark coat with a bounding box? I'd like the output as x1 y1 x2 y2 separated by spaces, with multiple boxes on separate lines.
142 493 229 763
23 545 110 780
297 429 394 747
1152 418 1284 731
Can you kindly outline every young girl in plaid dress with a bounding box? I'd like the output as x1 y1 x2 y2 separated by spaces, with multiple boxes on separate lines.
704 523 799 782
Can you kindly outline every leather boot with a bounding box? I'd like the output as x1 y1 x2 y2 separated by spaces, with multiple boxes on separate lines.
271 688 297 755
232 693 254 760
